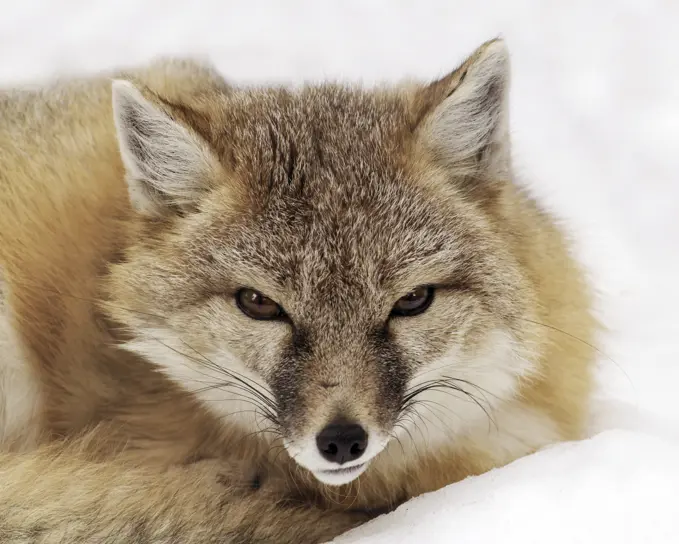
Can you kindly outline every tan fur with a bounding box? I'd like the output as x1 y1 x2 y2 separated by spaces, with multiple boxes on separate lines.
0 274 41 451
0 40 597 540
0 428 366 543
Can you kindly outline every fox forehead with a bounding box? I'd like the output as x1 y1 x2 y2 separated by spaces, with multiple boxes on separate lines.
171 87 490 295
202 84 413 170
182 171 486 313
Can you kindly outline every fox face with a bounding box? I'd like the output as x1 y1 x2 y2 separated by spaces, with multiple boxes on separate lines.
105 39 542 486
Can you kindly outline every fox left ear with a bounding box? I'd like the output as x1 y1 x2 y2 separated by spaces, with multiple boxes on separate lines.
112 80 222 216
414 39 511 180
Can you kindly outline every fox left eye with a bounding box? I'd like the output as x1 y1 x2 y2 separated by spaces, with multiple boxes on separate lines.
236 288 285 320
390 286 435 317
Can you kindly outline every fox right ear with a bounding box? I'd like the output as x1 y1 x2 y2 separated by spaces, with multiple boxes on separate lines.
414 39 511 180
112 80 221 216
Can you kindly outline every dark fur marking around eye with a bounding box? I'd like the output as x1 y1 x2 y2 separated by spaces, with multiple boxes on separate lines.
368 327 409 419
289 327 312 360
272 327 312 421
437 277 476 294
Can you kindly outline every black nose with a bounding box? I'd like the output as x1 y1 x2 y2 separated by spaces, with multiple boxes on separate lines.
316 422 368 464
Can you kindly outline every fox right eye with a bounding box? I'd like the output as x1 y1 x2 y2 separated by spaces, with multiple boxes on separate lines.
390 285 435 318
236 288 285 320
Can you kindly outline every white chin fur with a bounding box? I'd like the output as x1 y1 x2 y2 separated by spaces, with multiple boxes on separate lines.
285 433 388 485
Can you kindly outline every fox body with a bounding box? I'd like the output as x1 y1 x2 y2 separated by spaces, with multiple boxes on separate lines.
0 40 597 542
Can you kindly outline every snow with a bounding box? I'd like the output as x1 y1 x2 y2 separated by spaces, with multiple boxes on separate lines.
2 1 678 542
336 431 679 544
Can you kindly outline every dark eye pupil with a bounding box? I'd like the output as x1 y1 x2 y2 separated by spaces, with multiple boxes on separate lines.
236 288 283 320
391 286 434 317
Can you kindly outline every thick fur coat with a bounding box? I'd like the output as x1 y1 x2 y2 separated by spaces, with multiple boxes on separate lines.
0 39 597 542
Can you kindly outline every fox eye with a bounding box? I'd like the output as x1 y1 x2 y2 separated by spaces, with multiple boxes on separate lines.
236 288 285 320
391 286 435 317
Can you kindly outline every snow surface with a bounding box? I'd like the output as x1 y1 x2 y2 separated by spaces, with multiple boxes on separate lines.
336 431 679 544
2 1 679 542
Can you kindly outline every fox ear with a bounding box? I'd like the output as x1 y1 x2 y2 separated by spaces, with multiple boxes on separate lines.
112 80 221 215
415 39 511 180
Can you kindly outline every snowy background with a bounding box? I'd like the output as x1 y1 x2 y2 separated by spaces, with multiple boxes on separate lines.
2 1 679 542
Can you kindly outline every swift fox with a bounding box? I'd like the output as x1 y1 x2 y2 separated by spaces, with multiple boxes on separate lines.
0 39 596 542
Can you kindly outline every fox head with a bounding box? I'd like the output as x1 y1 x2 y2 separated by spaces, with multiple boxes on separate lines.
105 39 543 486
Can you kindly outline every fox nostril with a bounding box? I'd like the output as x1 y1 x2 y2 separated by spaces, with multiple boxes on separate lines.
315 421 368 464
350 442 364 456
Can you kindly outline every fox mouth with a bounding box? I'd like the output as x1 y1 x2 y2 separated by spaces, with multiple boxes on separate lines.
319 463 366 477
285 430 390 486
313 462 369 485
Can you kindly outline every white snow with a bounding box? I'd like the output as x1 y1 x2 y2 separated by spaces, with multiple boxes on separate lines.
2 1 678 542
336 431 679 544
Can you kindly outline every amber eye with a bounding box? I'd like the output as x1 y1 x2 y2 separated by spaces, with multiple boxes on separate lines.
391 286 435 317
236 288 285 320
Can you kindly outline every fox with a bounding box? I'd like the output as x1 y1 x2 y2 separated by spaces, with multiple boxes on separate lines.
0 38 597 542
